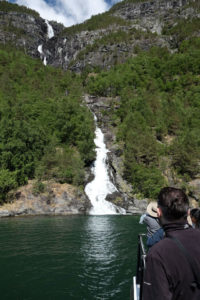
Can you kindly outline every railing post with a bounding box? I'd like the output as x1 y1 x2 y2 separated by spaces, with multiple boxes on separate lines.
135 234 146 300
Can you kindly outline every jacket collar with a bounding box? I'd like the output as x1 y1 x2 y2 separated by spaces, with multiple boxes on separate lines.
162 221 189 234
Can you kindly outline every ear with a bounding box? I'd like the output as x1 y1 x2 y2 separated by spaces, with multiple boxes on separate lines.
157 207 162 218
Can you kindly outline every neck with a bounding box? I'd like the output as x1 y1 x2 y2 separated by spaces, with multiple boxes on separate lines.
159 216 187 225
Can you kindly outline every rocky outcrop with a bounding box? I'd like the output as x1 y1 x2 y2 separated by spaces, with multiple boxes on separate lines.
114 1 185 18
0 181 91 218
112 0 198 32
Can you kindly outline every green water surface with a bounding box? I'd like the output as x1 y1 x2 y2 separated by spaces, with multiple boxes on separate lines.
0 215 145 299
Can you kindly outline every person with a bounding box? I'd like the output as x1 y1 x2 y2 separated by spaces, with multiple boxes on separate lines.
139 201 161 237
143 187 200 300
140 201 164 247
190 208 200 229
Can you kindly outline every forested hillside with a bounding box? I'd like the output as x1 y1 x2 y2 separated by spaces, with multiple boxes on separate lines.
0 45 95 202
87 37 200 198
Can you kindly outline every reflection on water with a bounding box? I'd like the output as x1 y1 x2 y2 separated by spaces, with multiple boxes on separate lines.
0 215 143 300
80 216 138 299
82 216 117 280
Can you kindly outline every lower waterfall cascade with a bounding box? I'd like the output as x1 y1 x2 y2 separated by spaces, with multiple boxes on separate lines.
85 118 126 215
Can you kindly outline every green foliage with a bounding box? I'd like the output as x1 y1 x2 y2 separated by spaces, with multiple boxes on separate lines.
169 130 200 178
61 12 130 36
32 181 46 195
86 39 200 198
124 163 166 199
0 1 40 17
162 18 200 46
0 169 17 202
0 45 95 201
36 147 85 186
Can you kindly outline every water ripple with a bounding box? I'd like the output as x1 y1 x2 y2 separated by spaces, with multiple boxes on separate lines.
0 215 144 299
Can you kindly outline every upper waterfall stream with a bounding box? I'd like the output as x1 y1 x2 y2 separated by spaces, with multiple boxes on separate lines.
45 20 54 39
85 120 126 215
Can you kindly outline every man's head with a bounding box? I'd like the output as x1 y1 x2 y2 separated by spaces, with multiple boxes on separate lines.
157 187 189 222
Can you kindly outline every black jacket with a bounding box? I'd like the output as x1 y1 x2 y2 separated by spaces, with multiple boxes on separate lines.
142 221 200 300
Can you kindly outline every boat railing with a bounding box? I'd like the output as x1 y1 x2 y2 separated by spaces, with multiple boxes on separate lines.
131 233 147 300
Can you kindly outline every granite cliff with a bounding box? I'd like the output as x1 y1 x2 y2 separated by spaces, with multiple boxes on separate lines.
1 0 199 71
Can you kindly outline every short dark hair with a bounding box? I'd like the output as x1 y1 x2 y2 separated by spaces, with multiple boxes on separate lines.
157 187 189 221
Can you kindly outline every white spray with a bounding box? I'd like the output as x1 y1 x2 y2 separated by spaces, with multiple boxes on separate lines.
85 118 126 215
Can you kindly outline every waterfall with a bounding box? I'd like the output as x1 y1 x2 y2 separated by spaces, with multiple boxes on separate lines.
37 44 47 66
45 20 54 39
85 119 126 215
37 20 54 66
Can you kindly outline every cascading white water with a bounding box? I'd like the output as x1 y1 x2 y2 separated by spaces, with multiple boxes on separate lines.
85 121 126 215
38 20 54 65
45 20 54 39
38 44 43 54
37 44 47 66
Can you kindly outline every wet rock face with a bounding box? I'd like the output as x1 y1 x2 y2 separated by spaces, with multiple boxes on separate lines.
84 94 147 214
47 29 111 70
0 11 47 57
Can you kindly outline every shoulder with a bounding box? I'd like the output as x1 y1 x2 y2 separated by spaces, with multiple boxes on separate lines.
148 227 200 257
144 215 156 223
147 236 172 258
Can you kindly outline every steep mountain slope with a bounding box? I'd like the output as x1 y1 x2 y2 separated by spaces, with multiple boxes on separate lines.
1 1 200 71
0 0 200 210
42 0 200 71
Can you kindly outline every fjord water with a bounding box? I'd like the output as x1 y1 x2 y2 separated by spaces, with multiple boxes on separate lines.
0 215 144 299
